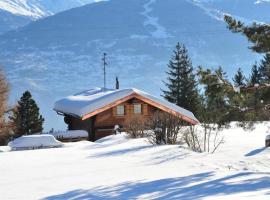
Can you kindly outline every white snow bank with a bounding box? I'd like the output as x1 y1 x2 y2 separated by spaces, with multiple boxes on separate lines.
48 130 88 139
8 135 63 150
1 123 270 199
0 146 10 152
95 133 129 144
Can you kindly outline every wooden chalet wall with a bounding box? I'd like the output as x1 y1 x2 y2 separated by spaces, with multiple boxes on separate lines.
94 98 157 140
65 98 167 141
64 115 95 141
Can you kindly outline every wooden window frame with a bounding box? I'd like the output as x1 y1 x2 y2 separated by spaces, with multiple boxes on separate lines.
116 105 125 116
134 104 142 114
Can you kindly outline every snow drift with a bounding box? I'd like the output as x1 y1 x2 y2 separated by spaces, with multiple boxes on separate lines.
1 123 270 199
8 135 63 150
48 130 88 139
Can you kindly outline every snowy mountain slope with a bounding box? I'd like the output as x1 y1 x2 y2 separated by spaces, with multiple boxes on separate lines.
0 0 102 34
0 0 100 18
194 0 270 23
0 9 31 34
0 0 269 130
0 123 270 199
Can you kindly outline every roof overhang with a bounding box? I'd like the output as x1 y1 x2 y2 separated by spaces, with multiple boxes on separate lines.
81 92 199 125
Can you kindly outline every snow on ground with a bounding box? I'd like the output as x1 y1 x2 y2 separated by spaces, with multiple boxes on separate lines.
0 123 270 199
46 130 88 139
8 135 63 150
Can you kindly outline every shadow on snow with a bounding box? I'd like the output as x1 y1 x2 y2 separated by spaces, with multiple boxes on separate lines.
88 145 152 158
43 172 270 200
245 147 267 157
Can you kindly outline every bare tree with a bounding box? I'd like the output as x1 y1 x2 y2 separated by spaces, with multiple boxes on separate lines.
124 115 146 138
147 111 185 145
184 124 224 153
183 126 202 152
0 68 13 145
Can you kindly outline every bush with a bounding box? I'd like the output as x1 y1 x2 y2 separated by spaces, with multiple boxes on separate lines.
124 115 146 138
184 124 224 153
183 126 202 152
147 111 185 145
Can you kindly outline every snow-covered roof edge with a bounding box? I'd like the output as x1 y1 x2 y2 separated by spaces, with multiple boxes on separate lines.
54 88 199 125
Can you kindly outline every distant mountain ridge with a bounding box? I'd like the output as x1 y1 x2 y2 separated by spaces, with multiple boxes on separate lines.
0 0 269 130
0 0 100 18
0 0 100 34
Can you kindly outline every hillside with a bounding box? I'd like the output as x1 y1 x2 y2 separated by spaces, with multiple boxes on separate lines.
0 123 269 199
0 0 98 34
0 0 269 130
196 0 270 23
0 9 31 34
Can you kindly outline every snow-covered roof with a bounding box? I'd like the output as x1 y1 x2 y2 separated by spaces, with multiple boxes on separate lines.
54 88 199 124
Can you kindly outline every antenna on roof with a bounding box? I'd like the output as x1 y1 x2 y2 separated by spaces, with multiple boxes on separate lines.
102 53 108 90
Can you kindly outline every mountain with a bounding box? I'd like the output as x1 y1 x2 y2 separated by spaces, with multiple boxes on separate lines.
195 0 270 23
0 9 31 34
0 0 269 130
0 0 100 34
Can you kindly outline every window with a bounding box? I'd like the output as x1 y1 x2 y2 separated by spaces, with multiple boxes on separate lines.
116 105 125 116
134 104 142 114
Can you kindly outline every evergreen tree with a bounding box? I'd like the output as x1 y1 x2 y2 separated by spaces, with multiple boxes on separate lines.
198 67 230 124
233 68 246 87
11 91 44 137
224 15 270 54
250 63 262 86
259 54 270 83
259 54 270 105
248 63 264 118
162 43 200 115
224 15 270 121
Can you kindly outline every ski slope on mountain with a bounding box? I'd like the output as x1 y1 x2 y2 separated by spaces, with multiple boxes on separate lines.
0 123 269 199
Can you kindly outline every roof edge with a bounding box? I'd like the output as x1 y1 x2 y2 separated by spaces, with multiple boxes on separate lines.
81 92 199 125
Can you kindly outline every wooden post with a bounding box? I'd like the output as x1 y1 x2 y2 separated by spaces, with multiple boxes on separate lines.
266 135 270 147
89 116 96 142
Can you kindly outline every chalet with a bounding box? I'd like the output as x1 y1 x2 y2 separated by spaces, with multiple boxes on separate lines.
54 88 199 141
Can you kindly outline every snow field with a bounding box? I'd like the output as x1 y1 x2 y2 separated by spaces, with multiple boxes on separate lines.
0 123 269 199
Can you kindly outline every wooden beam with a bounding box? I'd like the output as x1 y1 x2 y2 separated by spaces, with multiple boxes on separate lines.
81 92 199 125
133 94 199 125
81 94 136 120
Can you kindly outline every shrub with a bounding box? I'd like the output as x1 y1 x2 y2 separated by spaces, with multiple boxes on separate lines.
147 111 185 145
124 115 146 138
184 124 224 153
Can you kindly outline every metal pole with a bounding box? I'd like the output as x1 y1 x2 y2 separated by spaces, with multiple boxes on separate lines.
102 53 107 89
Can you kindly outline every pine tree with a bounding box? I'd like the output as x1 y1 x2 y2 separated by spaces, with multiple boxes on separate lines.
224 15 270 121
162 43 200 115
224 15 270 54
233 68 245 87
247 63 264 118
250 63 262 86
259 54 270 105
259 54 270 83
11 91 44 137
